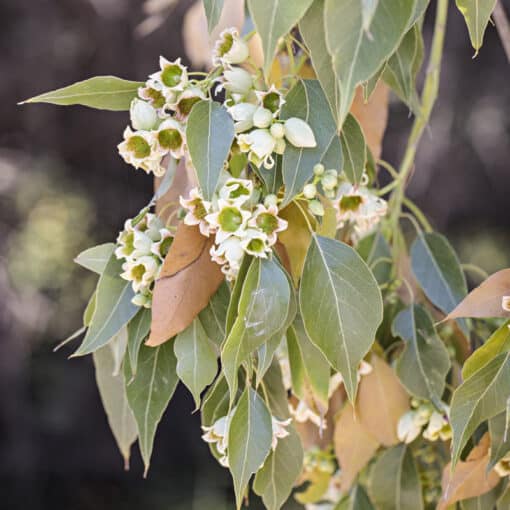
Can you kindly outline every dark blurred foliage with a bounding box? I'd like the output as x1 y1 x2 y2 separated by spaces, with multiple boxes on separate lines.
0 1 509 509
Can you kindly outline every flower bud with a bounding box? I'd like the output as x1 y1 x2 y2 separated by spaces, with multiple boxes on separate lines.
321 174 338 190
303 183 317 199
253 107 273 129
213 28 249 66
264 194 278 207
308 199 324 216
130 99 159 131
324 189 336 199
228 102 257 133
223 67 253 96
284 118 317 148
274 137 286 155
270 122 285 139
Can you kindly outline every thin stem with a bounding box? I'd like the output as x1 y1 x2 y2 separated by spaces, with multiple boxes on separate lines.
461 263 489 282
293 199 315 233
494 1 510 63
403 197 433 233
389 0 448 233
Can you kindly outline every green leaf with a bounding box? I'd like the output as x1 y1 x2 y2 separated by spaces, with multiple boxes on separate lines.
256 155 284 195
202 375 230 427
186 100 235 200
300 0 340 122
357 230 392 286
203 0 224 32
299 234 383 402
392 304 451 405
409 0 430 27
497 483 510 509
127 308 152 376
489 411 510 469
324 0 417 125
450 351 510 467
222 257 291 403
462 320 510 379
258 360 291 419
362 0 379 32
74 252 139 356
410 232 468 323
336 485 375 510
124 342 179 476
174 317 218 409
383 24 424 113
340 113 367 185
369 445 423 510
253 426 304 510
460 484 502 510
93 339 138 469
21 76 143 111
75 243 115 274
455 0 497 53
199 281 230 349
226 255 252 335
247 0 314 76
280 79 342 204
227 387 273 509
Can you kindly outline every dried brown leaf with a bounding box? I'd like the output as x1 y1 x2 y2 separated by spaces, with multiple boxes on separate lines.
147 224 224 346
445 269 510 321
356 355 410 446
334 402 379 492
438 433 501 510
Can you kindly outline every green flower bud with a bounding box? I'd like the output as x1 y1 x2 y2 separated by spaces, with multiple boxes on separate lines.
313 163 325 176
308 199 324 216
303 183 317 199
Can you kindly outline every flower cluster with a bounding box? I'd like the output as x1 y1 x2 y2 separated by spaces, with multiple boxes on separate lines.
115 212 172 308
180 178 287 280
118 56 204 176
201 409 291 468
397 400 452 444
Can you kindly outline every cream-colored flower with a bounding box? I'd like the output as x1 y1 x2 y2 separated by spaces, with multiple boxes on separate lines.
284 117 317 148
502 296 510 312
253 107 274 129
212 27 249 67
180 188 213 237
210 236 245 272
206 199 251 243
130 98 159 131
227 102 257 133
201 415 230 468
255 85 285 117
131 290 152 309
156 118 185 158
240 228 271 258
150 228 173 260
327 360 372 397
118 127 165 176
138 84 166 112
422 410 452 442
248 204 288 245
222 67 253 96
150 56 188 96
238 128 277 168
219 178 253 206
170 86 206 120
271 417 292 450
397 410 423 444
495 454 510 477
121 255 160 293
290 399 324 428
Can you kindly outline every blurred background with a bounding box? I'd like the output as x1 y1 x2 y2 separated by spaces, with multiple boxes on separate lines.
0 1 508 508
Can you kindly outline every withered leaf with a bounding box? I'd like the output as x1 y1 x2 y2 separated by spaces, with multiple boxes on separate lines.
147 224 224 346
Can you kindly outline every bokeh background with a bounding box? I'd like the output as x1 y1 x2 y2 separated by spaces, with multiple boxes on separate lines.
0 1 509 508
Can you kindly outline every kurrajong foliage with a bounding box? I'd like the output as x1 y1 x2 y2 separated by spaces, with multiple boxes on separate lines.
23 0 510 508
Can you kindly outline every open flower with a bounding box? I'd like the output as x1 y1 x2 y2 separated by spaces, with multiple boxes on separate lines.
121 255 160 293
170 86 206 120
156 118 185 158
256 85 285 117
210 236 245 272
206 199 251 243
248 204 288 245
222 67 254 97
397 410 423 444
495 454 510 477
290 399 323 428
150 56 188 96
284 117 317 148
227 102 257 133
138 84 166 112
150 228 173 260
118 127 165 175
422 410 452 442
212 28 249 67
237 129 276 168
180 188 213 237
271 417 291 450
201 415 230 467
219 178 253 206
240 228 271 258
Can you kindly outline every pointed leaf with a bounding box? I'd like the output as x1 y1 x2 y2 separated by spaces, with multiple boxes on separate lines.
202 375 230 427
75 243 115 274
247 0 314 76
74 252 139 356
93 340 137 469
340 113 367 185
455 0 497 53
127 308 152 375
21 76 143 111
124 342 179 476
450 351 510 467
280 80 343 204
489 411 510 470
392 304 451 405
336 485 375 510
370 444 423 510
174 317 218 409
357 230 392 286
460 486 502 510
203 0 224 32
299 235 383 401
186 100 235 200
227 387 273 509
199 281 230 348
253 425 304 510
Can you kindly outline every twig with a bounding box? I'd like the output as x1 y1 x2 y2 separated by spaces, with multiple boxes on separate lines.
494 1 510 63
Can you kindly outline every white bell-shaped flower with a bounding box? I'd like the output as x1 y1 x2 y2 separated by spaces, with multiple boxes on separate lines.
212 28 250 67
284 117 317 148
397 410 423 444
227 102 257 133
130 98 159 131
222 67 253 96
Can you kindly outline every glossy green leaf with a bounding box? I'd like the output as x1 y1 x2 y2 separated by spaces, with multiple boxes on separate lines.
93 339 138 469
125 342 179 476
280 80 342 204
324 0 417 125
455 0 497 53
186 100 235 200
450 351 510 467
300 234 383 401
357 230 392 286
300 0 340 121
74 252 139 356
227 387 273 509
392 305 451 405
383 24 423 113
253 426 303 510
410 232 468 323
75 243 115 274
336 485 375 510
203 0 224 32
489 411 510 469
340 113 367 185
199 281 230 349
369 445 423 510
21 76 143 111
462 320 510 379
127 308 151 376
222 257 291 403
174 317 218 409
247 0 314 76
